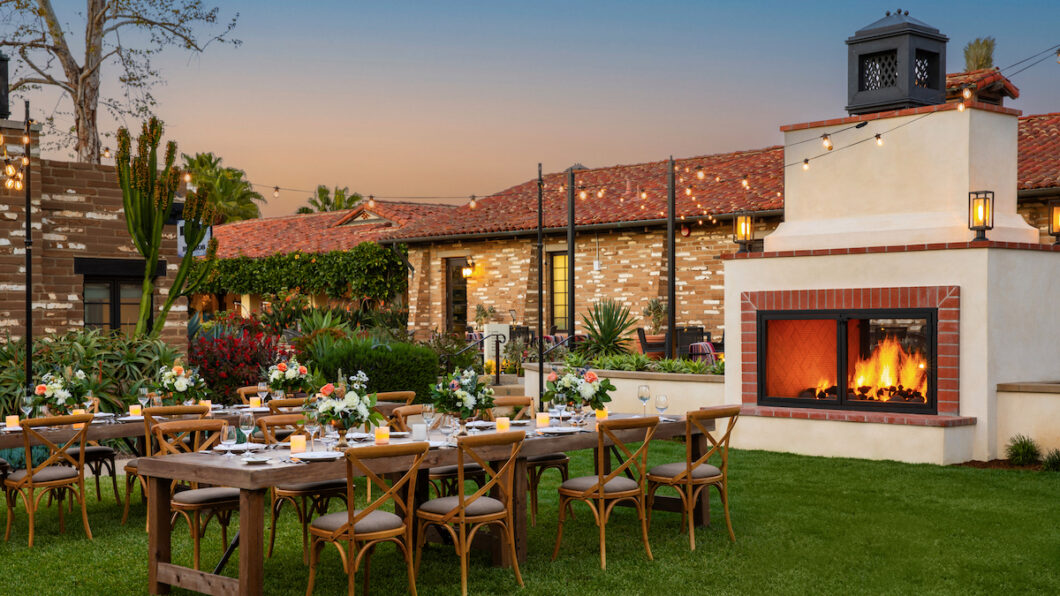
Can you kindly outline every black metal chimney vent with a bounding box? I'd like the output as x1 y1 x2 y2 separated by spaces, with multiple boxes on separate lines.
0 51 9 120
845 11 948 115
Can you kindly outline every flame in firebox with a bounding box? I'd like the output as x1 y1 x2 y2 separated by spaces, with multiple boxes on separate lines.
848 337 927 401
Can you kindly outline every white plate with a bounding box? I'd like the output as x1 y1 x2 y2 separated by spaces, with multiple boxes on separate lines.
389 431 410 438
292 451 342 462
1 426 22 432
244 407 270 413
347 432 373 442
538 427 584 435
428 440 448 448
241 456 271 465
93 412 115 418
118 415 144 422
214 443 266 452
466 420 494 429
510 419 532 426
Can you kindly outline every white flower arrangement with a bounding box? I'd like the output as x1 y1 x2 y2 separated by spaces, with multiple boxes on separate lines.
155 363 208 404
266 357 310 393
313 370 383 429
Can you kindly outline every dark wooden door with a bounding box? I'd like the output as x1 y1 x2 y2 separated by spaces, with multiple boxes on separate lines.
445 258 468 334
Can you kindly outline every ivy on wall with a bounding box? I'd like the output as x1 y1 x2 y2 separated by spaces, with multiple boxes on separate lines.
194 242 409 302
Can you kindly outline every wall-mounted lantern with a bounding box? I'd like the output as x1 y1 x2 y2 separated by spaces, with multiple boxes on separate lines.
733 212 754 253
968 191 994 241
1048 200 1060 245
461 258 475 279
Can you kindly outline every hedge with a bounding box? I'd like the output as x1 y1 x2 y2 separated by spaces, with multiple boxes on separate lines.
302 335 439 402
194 242 408 301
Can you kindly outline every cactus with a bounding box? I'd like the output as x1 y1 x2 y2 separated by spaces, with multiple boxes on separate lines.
116 118 217 337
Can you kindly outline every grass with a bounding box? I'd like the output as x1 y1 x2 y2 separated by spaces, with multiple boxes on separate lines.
1 443 1059 595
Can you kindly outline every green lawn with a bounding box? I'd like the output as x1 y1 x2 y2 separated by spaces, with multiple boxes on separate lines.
1 443 1058 595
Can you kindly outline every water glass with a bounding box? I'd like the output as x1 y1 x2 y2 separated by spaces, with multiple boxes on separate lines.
638 385 651 417
21 394 34 420
304 412 320 451
422 404 435 440
256 382 268 402
220 424 238 457
84 390 95 412
271 390 284 402
138 387 150 410
238 412 255 447
655 394 669 417
441 415 458 445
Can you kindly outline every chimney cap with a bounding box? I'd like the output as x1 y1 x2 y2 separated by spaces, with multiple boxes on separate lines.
848 11 947 44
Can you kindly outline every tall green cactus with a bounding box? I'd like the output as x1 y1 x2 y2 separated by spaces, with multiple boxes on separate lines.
116 118 217 337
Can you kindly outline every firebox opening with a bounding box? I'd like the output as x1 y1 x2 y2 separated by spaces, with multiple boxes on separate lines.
758 309 937 414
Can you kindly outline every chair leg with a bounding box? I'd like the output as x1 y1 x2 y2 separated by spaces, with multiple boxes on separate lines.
299 496 310 565
551 496 567 560
79 481 93 540
637 496 653 562
4 489 14 542
92 462 103 501
458 524 469 596
306 537 324 596
57 488 66 534
505 517 524 587
598 500 607 570
718 483 735 542
121 474 135 525
404 532 418 596
361 543 372 595
527 467 539 527
267 493 283 558
26 488 36 547
107 458 121 505
414 519 428 575
687 485 696 550
191 511 201 570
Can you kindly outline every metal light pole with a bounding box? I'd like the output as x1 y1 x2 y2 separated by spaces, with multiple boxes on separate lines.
566 168 575 340
23 100 32 393
536 164 544 407
665 156 676 358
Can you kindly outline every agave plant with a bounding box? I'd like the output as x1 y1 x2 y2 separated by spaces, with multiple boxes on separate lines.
579 299 638 358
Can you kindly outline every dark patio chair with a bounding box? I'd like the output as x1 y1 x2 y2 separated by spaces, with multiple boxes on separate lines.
637 328 666 355
675 327 706 358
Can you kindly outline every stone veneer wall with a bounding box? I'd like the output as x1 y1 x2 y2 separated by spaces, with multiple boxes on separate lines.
0 121 185 346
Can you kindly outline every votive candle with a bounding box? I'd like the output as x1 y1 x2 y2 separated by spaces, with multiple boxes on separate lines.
496 417 510 432
536 412 550 427
5 415 19 428
73 408 86 429
595 408 608 421
129 404 142 416
249 397 262 408
290 434 306 453
374 425 390 445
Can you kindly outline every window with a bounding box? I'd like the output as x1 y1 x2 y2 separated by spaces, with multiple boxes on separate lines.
84 279 149 336
550 252 568 333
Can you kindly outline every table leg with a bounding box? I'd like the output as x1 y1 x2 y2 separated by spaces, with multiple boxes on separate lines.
691 433 711 527
238 488 267 596
147 476 172 595
511 457 528 564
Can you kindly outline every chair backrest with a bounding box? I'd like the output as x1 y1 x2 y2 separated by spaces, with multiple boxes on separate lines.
389 405 422 432
267 397 305 414
680 405 741 481
13 414 94 487
583 417 659 498
488 396 535 421
235 385 259 405
437 431 525 523
152 419 226 455
320 442 430 541
142 405 210 456
375 391 417 406
256 414 307 444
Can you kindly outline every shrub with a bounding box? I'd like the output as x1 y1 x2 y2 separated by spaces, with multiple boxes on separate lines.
188 330 285 405
303 335 439 402
1005 434 1042 466
419 332 480 376
709 359 725 375
580 299 637 357
1042 448 1060 472
592 352 652 372
642 298 667 335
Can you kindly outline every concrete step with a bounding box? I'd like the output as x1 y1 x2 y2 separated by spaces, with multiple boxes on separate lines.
490 383 526 396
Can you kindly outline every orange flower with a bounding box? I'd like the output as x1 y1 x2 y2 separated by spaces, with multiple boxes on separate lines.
547 371 558 382
173 365 184 376
320 383 335 397
584 371 598 383
298 366 307 375
35 384 47 395
277 362 288 372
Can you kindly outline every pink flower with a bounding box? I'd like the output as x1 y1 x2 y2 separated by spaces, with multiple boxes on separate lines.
298 366 307 375
277 362 288 372
35 384 47 395
584 371 598 383
449 380 460 390
320 383 335 397
547 371 558 382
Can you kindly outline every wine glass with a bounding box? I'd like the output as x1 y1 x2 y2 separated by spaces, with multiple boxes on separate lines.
21 393 34 422
654 394 669 417
441 414 458 446
271 389 284 402
83 390 95 412
137 387 150 411
304 412 320 452
322 426 338 452
638 385 651 417
256 382 268 403
220 424 238 458
422 403 435 441
238 412 255 451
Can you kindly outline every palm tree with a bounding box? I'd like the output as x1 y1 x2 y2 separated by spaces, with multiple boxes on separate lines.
181 152 264 223
299 185 363 213
964 37 996 71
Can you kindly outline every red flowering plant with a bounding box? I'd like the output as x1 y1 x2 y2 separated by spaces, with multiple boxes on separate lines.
188 328 286 405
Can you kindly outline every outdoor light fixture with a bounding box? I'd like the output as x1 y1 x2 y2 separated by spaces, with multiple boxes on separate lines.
962 87 973 100
802 159 810 170
1048 200 1060 245
461 258 475 279
875 134 883 146
968 190 994 241
102 147 111 158
468 194 476 209
821 134 832 150
273 186 280 198
367 194 376 208
733 212 754 253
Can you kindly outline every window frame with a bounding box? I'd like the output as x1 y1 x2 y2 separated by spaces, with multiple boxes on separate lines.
548 251 569 334
83 277 153 336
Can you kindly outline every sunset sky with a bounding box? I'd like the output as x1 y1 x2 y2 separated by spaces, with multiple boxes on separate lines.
32 1 1060 216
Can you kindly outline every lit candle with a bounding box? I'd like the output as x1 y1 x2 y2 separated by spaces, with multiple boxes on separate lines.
5 415 19 428
129 404 142 416
536 412 550 427
595 408 608 421
249 397 262 408
374 425 390 445
73 408 86 429
496 417 510 432
290 434 306 453
199 399 211 409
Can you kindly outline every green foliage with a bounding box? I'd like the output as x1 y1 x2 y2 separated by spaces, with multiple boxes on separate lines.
193 243 408 301
474 304 497 327
302 335 439 402
710 359 725 374
0 330 176 416
182 152 263 223
256 291 311 336
502 338 528 375
419 332 481 376
563 351 590 369
642 297 667 335
1005 434 1042 466
963 37 996 71
116 118 216 336
187 329 285 405
579 299 637 357
1042 449 1060 472
297 185 363 213
591 352 653 372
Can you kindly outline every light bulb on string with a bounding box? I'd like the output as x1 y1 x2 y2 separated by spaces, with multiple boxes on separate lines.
3 178 12 190
821 134 832 150
20 156 28 166
14 179 23 191
696 166 705 180
368 194 377 208
962 87 972 100
597 188 604 199
957 102 965 112
468 195 476 209
3 162 13 177
579 188 587 200
741 175 749 189
21 134 30 145
273 186 280 198
102 147 111 159
685 187 692 196
182 172 192 183
714 176 721 183
802 159 810 170
640 190 647 200
875 134 883 146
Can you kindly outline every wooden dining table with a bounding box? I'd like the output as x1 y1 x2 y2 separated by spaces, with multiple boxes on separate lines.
138 414 714 596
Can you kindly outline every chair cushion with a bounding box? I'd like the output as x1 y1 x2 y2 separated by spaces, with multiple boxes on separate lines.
648 462 722 480
527 452 568 464
276 478 347 492
418 495 505 517
124 459 138 473
84 445 116 459
7 466 79 484
560 475 639 494
310 510 403 534
172 486 240 505
429 463 484 477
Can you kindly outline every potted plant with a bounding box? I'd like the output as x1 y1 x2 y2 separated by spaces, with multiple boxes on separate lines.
473 304 497 330
640 298 667 355
580 299 638 357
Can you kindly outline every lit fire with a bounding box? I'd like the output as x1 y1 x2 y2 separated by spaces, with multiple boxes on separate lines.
848 337 927 401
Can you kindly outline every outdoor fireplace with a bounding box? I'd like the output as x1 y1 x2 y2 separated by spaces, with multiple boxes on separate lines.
758 309 936 414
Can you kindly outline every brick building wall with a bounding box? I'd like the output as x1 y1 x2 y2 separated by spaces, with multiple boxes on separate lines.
0 121 186 347
405 203 1050 347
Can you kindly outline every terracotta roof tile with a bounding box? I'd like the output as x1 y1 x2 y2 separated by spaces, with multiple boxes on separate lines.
1018 112 1060 191
945 68 1019 100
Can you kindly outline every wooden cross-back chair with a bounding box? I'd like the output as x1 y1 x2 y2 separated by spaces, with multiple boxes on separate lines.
389 405 422 433
268 397 306 415
236 385 260 405
415 431 526 596
306 441 430 596
152 418 240 570
484 395 535 421
646 405 740 549
4 413 95 547
553 416 659 570
69 395 122 505
122 404 209 526
375 391 417 406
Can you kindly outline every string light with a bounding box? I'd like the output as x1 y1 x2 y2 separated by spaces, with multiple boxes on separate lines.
273 186 280 198
696 166 705 180
368 194 376 208
962 87 973 100
182 172 192 183
21 134 30 145
875 134 883 146
579 188 588 200
640 189 647 200
20 156 28 166
821 134 833 150
3 162 13 177
802 159 810 170
102 147 111 158
596 188 605 199
741 175 749 189
685 187 692 196
468 194 476 209
957 102 965 112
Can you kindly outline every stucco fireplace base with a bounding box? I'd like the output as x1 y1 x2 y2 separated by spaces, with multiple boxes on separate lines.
723 242 1060 464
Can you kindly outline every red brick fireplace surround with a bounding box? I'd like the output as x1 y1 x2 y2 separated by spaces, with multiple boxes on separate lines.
740 284 975 427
